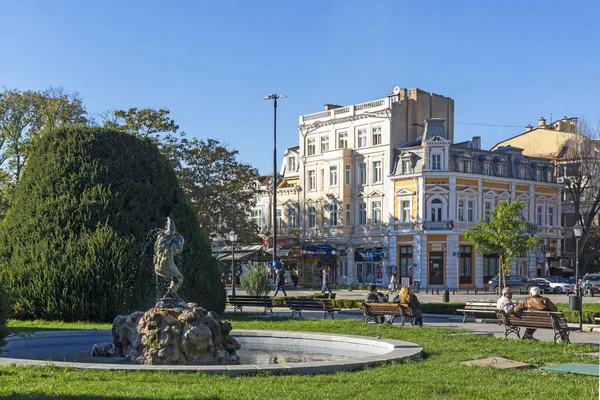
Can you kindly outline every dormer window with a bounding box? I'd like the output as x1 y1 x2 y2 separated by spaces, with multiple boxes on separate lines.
402 159 411 173
520 165 527 179
497 163 505 176
536 169 543 181
484 163 493 175
465 160 474 173
287 157 296 172
431 153 442 170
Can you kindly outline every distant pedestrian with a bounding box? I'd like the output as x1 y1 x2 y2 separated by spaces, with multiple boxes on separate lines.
291 271 299 290
320 269 333 295
399 286 423 327
388 273 398 291
273 269 287 297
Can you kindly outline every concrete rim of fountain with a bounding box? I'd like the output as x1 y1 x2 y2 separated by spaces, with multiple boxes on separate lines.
1 329 422 375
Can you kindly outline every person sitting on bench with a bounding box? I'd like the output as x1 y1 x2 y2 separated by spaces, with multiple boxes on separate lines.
399 286 423 327
513 286 557 340
496 287 516 314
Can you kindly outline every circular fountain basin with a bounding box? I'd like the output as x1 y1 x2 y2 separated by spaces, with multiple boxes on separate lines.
0 329 422 375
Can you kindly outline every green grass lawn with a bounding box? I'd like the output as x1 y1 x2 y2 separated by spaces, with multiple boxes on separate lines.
1 316 598 400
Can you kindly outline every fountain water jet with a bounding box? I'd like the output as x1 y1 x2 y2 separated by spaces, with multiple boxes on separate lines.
91 217 240 365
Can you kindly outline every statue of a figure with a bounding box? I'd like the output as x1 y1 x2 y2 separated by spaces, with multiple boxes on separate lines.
154 217 185 300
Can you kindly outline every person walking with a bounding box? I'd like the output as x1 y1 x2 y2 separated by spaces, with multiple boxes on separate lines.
388 273 398 291
290 270 299 290
273 269 287 297
320 269 333 295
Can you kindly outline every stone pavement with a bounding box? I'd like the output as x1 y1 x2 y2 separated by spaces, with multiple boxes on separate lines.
258 287 600 305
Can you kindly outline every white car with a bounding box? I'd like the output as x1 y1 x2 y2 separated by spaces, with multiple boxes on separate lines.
533 277 572 294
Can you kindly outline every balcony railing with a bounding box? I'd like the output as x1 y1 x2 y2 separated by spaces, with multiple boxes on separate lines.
423 220 455 231
300 97 394 125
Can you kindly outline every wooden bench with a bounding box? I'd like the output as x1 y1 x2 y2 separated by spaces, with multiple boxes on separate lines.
456 300 499 323
285 297 340 320
228 295 274 314
359 302 417 327
496 310 571 343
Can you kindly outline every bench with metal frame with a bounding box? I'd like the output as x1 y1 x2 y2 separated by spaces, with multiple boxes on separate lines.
456 300 499 323
228 295 274 314
285 297 340 319
496 310 571 343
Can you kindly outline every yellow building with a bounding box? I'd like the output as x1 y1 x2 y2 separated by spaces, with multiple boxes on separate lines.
390 119 563 289
492 117 600 273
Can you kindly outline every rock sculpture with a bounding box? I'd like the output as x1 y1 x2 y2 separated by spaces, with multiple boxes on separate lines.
92 303 240 364
91 217 240 365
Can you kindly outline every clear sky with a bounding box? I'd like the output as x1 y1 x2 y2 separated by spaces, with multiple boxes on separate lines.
1 0 598 174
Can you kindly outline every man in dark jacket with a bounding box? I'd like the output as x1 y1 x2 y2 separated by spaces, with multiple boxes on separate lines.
513 286 557 340
273 269 287 297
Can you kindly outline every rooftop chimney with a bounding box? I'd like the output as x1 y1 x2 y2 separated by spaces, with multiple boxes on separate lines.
538 117 547 129
324 104 343 111
525 124 533 132
472 136 482 150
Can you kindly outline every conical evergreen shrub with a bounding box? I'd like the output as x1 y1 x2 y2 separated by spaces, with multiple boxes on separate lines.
0 126 225 321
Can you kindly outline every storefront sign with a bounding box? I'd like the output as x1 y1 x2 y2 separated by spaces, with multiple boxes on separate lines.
431 244 443 251
301 244 331 256
354 248 383 262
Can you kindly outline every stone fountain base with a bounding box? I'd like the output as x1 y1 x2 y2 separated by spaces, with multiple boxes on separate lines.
92 302 240 365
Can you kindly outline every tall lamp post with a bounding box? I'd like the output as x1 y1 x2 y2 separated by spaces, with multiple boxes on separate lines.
572 222 583 331
229 230 238 297
264 94 286 274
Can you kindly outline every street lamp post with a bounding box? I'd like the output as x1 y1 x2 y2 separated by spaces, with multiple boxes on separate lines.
572 222 583 331
229 230 238 297
264 94 286 274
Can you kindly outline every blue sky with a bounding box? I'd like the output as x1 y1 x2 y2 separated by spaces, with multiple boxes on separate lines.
1 0 598 174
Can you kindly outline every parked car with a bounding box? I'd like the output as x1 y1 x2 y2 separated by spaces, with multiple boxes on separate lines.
582 274 600 293
488 274 550 294
532 276 572 294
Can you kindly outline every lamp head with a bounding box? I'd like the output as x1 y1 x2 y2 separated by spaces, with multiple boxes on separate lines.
229 230 238 242
573 222 583 238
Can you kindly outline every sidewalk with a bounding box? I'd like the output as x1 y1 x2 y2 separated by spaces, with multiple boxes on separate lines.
225 306 600 346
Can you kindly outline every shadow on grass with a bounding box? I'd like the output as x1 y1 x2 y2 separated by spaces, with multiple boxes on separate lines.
1 396 224 400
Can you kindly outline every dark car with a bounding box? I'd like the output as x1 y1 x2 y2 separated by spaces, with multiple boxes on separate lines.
488 274 550 294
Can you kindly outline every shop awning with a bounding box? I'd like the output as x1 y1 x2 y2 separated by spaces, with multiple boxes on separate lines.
217 252 254 261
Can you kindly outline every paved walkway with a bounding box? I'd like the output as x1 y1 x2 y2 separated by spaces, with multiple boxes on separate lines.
260 287 600 304
226 306 600 346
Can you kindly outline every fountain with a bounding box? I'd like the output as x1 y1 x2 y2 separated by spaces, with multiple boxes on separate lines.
91 218 241 364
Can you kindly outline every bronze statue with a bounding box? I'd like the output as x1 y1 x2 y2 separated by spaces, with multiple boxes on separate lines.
154 217 185 300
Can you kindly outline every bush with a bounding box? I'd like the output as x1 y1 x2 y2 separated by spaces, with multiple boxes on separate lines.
240 265 271 296
0 279 9 352
0 126 225 321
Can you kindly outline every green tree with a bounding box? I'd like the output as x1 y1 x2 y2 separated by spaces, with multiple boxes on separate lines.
0 87 88 221
558 118 600 274
240 264 271 296
103 108 261 243
0 126 225 321
465 199 539 291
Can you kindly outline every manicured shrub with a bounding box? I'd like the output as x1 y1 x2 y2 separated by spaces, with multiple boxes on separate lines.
240 265 271 296
0 126 225 321
0 280 9 351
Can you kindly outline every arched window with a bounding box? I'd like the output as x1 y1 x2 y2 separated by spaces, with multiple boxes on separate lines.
430 199 443 221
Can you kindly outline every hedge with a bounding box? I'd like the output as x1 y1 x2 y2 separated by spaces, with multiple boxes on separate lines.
0 126 225 321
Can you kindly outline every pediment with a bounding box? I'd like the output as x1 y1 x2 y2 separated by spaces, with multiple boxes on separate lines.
498 191 511 198
367 190 384 197
396 187 415 196
459 187 478 195
429 185 449 194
